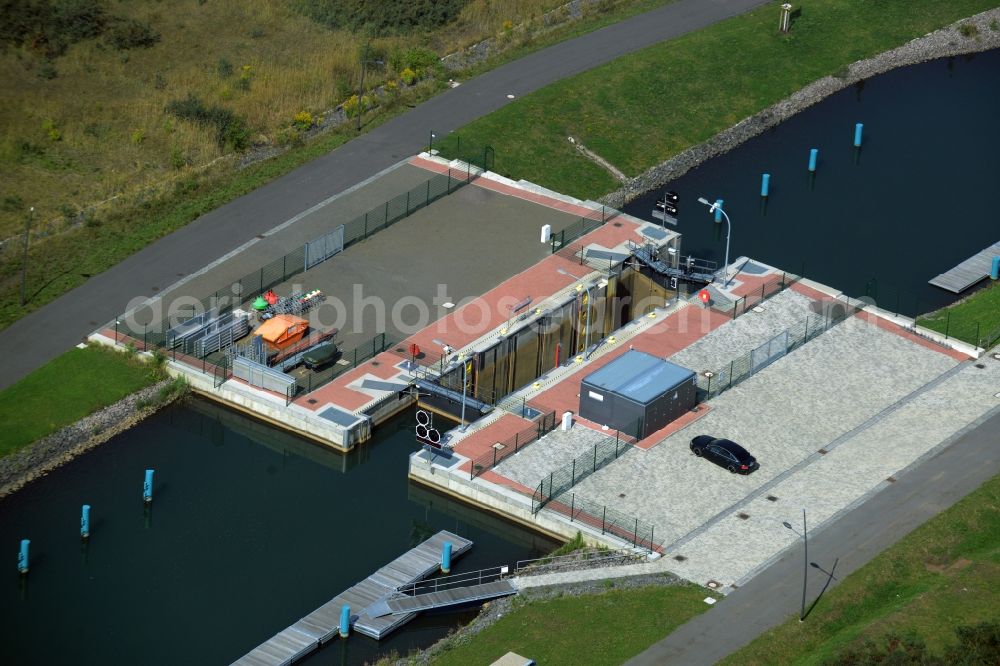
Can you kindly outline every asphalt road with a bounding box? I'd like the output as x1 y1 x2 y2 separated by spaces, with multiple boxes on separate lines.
0 0 767 390
626 407 1000 666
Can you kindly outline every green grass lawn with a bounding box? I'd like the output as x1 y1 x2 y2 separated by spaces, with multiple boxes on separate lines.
722 469 1000 665
431 581 715 665
918 281 1000 348
0 345 162 457
442 0 997 201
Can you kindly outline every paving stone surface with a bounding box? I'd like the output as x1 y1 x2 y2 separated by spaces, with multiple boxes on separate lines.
565 316 959 552
494 425 611 489
518 349 1000 592
669 289 816 374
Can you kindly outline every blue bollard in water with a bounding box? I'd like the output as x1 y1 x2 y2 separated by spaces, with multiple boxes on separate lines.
714 199 724 223
441 541 453 574
808 148 818 172
991 256 999 280
18 539 29 574
81 505 91 539
854 123 864 148
143 469 154 504
339 604 350 638
760 173 770 197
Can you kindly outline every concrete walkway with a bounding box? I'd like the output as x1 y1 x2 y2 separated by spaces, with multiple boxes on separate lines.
0 0 767 389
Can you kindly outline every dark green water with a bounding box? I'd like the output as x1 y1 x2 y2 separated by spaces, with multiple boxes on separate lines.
0 400 556 665
625 49 1000 316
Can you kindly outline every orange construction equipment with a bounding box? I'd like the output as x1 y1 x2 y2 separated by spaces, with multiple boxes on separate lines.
256 314 308 349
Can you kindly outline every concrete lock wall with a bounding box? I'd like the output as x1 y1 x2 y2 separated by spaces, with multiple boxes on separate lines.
408 457 641 551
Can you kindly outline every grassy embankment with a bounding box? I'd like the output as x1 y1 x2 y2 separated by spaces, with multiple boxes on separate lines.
0 345 166 457
918 281 1000 349
0 0 673 331
722 466 1000 665
431 581 716 665
437 0 999 200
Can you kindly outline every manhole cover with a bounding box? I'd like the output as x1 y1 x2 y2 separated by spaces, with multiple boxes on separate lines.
618 493 626 498
706 580 720 589
395 347 404 353
307 399 318 404
673 554 687 562
612 222 623 227
975 363 986 369
737 512 750 520
371 361 380 367
818 448 829 455
766 495 778 502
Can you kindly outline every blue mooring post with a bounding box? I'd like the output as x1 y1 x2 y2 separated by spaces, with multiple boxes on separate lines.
854 123 864 148
339 604 350 638
81 505 91 539
714 199 724 223
991 256 999 280
18 539 29 574
143 469 154 504
441 541 453 574
808 148 818 172
760 173 770 197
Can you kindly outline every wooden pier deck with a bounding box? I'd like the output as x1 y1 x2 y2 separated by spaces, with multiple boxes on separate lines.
233 531 473 666
929 241 1000 293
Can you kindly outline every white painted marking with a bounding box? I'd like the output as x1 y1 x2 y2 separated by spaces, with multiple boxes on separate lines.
704 597 717 605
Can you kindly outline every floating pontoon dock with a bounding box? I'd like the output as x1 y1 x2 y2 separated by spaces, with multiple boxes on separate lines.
928 241 1000 293
233 530 473 666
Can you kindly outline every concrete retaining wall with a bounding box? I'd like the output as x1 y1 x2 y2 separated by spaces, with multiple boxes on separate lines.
409 455 640 551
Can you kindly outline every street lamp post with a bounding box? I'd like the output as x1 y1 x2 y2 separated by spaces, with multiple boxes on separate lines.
20 206 34 306
428 131 436 154
697 197 732 287
356 44 384 132
783 509 808 622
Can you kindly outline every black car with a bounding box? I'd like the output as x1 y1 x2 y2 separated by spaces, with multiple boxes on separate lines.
690 435 759 475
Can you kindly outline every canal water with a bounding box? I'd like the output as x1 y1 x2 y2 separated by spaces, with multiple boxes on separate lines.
625 49 1000 316
0 400 557 665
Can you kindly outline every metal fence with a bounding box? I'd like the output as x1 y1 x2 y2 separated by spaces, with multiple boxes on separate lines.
711 271 799 320
538 491 662 554
469 409 557 479
111 161 476 395
429 132 496 173
697 298 864 401
531 420 641 513
550 206 617 254
515 548 643 576
288 332 392 402
864 276 998 349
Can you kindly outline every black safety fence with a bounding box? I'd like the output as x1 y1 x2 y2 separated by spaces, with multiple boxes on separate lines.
697 297 865 402
111 158 477 381
469 409 557 479
288 332 392 403
539 491 662 554
866 276 1000 350
531 419 641 514
550 205 618 254
429 132 495 173
709 270 800 320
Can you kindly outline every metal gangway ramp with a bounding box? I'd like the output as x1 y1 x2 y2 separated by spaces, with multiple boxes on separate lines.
627 241 716 284
366 567 518 619
232 531 472 666
928 240 1000 293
